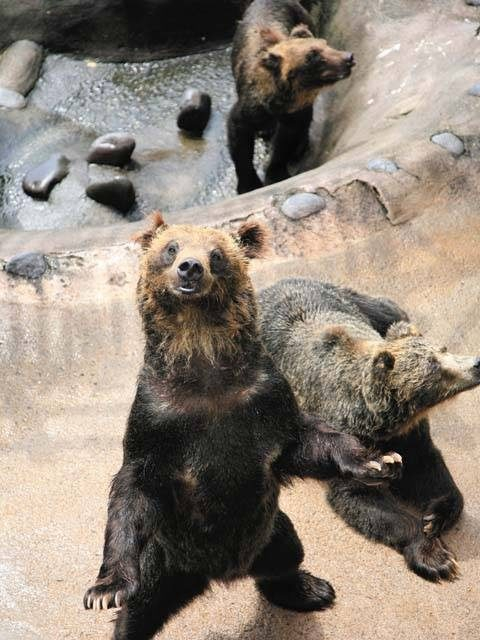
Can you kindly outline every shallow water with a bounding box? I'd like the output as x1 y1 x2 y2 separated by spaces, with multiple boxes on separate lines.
0 48 268 231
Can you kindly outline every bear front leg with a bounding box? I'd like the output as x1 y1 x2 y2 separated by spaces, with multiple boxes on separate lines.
264 106 313 186
250 511 335 612
84 463 156 610
227 102 263 194
277 414 402 486
328 479 458 582
390 419 464 539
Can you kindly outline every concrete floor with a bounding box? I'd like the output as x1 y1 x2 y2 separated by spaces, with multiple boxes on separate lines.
1 204 479 640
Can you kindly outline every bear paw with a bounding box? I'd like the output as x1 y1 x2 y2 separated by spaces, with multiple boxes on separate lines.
257 570 335 612
403 536 459 582
356 451 403 486
83 577 134 610
423 495 460 538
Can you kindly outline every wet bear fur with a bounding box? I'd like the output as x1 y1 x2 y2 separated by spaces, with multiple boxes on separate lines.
228 0 355 193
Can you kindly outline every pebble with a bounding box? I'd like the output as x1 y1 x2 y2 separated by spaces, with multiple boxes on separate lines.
0 87 26 109
468 82 480 96
87 132 136 166
22 154 70 200
86 165 135 213
177 88 212 135
466 0 480 6
367 158 399 173
5 252 47 279
0 40 43 95
431 132 465 156
281 192 326 220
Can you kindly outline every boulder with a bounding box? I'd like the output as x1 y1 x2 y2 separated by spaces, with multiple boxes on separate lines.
22 154 70 200
177 89 212 135
86 164 135 213
87 132 136 167
0 40 43 95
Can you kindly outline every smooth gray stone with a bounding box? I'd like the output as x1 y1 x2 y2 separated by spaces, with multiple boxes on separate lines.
468 82 480 96
466 0 480 6
177 88 212 135
22 154 70 200
5 252 47 279
367 157 399 173
87 132 136 166
0 86 26 109
86 165 135 213
431 132 465 156
0 39 43 95
281 192 326 220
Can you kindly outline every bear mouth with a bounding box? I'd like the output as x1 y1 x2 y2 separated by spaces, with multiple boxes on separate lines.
177 284 200 295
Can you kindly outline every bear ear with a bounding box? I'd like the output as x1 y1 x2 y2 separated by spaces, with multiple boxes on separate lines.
290 24 314 39
261 51 283 75
259 27 284 47
372 350 395 372
132 211 168 250
386 321 422 341
321 326 354 349
235 220 268 259
362 350 395 413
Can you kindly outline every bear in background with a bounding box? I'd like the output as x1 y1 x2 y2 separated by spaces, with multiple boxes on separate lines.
228 0 355 193
259 278 480 582
84 217 402 640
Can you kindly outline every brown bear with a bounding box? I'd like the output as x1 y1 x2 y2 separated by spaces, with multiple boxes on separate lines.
83 217 402 640
228 0 355 193
259 278 480 582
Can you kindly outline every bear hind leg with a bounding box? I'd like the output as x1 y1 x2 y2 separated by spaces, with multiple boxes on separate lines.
112 574 209 640
328 478 458 582
250 510 335 612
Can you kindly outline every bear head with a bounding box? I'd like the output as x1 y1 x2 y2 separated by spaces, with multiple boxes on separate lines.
134 213 267 363
259 24 355 92
361 321 480 426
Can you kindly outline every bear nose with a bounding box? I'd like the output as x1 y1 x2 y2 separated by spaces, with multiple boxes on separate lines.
177 258 204 281
344 52 355 66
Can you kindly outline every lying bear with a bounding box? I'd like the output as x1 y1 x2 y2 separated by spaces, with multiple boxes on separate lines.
228 0 355 193
259 278 480 582
84 217 401 640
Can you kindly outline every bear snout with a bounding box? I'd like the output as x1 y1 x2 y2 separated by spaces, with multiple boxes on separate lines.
176 258 205 294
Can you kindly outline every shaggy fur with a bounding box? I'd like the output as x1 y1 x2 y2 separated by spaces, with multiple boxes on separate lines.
259 278 480 582
228 0 355 193
84 219 401 640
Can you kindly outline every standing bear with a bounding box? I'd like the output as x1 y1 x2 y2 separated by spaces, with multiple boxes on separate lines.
259 278 480 582
228 0 355 193
83 216 402 640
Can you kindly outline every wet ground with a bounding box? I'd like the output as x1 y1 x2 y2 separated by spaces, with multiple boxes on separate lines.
0 48 270 231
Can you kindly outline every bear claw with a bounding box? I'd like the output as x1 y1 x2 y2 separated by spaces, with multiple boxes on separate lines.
84 581 128 611
404 536 459 582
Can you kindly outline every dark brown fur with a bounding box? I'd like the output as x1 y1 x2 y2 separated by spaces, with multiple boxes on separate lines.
84 219 401 640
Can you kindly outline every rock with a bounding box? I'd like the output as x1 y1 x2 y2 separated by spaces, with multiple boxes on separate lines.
0 87 26 109
0 40 43 95
87 132 136 167
431 132 465 156
177 89 212 135
367 158 399 173
468 82 480 96
22 154 70 200
281 192 327 220
86 165 135 213
5 251 47 279
466 0 480 5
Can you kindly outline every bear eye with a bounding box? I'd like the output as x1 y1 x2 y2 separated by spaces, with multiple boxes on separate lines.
210 249 226 273
168 244 177 256
162 241 179 265
306 50 323 64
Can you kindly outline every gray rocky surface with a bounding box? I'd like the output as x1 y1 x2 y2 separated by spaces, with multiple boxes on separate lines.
22 154 70 200
87 132 136 167
4 251 46 278
0 40 43 95
281 192 327 220
86 165 135 213
0 87 26 109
